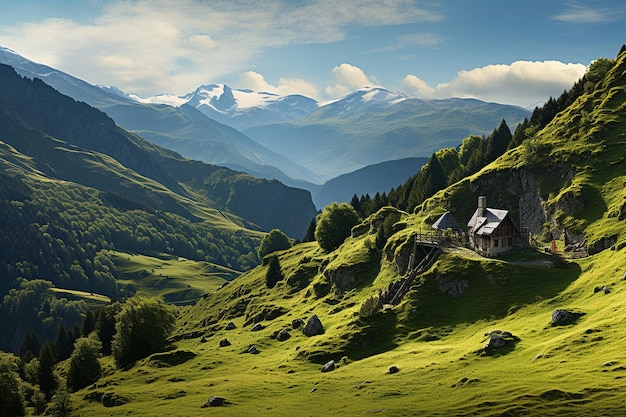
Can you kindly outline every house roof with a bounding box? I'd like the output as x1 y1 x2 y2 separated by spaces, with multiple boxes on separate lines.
467 208 511 237
432 211 461 231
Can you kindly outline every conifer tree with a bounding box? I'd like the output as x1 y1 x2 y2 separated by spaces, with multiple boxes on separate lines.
265 255 283 289
38 341 57 400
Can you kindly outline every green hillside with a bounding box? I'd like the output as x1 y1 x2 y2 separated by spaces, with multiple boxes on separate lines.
52 47 626 416
2 47 626 416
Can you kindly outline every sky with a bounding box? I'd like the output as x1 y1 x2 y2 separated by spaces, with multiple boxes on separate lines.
0 0 624 108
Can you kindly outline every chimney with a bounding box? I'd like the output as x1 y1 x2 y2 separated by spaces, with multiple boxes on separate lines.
477 196 486 217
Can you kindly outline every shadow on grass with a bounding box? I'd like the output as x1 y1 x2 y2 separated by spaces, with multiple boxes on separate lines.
342 309 399 361
399 254 583 331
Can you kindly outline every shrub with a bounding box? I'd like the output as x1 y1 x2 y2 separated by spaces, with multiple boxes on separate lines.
359 295 381 318
112 297 176 368
258 229 292 259
0 355 25 417
315 203 361 252
67 335 102 391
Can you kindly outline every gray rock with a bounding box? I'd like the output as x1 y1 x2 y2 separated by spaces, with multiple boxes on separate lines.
388 365 400 374
276 329 291 342
201 396 226 407
320 360 335 372
292 318 304 329
251 323 264 332
303 314 324 337
247 345 260 354
551 309 572 326
487 334 507 349
225 321 236 330
219 338 231 347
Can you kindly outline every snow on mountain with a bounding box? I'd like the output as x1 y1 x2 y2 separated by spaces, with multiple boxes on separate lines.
316 86 411 117
127 83 318 130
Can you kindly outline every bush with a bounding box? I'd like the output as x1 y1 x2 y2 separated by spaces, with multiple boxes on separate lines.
112 297 176 368
315 203 361 252
258 229 291 259
359 295 381 318
0 355 25 417
67 335 102 391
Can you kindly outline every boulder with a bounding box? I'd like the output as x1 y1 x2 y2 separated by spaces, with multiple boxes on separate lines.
388 365 400 374
250 323 264 332
292 318 304 329
247 345 260 354
303 315 324 337
219 338 231 347
484 330 518 351
201 396 226 407
320 360 336 372
551 309 584 326
276 330 291 342
225 321 236 330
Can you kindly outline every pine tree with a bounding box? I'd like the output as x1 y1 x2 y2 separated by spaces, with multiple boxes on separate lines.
265 255 283 289
54 325 72 361
38 341 57 400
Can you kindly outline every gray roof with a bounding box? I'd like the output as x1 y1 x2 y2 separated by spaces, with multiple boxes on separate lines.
467 208 510 236
432 211 461 231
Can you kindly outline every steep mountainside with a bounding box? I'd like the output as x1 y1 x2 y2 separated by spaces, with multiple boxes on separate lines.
0 63 317 238
0 46 320 185
244 87 530 179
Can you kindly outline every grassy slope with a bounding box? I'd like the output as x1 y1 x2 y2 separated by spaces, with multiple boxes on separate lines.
67 51 626 416
111 251 238 304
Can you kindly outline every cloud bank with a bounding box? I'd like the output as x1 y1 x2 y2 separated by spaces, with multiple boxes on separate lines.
0 0 441 96
400 61 588 107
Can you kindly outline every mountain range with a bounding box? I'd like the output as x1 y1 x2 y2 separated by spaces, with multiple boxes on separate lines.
0 46 531 206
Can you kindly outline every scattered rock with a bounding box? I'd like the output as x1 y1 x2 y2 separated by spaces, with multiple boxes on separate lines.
219 338 231 347
604 286 612 294
147 350 198 367
276 329 291 342
225 321 236 330
247 345 260 354
320 360 336 373
201 396 227 408
551 309 584 326
101 393 129 407
303 314 324 337
199 336 207 343
388 365 400 374
292 318 304 329
250 323 264 332
483 330 518 352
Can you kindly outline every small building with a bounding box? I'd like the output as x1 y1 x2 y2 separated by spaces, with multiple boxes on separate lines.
432 211 462 235
467 196 520 256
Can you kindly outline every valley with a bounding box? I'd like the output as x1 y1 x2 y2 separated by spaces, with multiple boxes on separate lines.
0 42 625 417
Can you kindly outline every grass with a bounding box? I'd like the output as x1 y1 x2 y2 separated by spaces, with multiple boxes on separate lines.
66 226 626 416
110 251 237 304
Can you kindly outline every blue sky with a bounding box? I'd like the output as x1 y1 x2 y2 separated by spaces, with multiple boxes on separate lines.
0 0 624 107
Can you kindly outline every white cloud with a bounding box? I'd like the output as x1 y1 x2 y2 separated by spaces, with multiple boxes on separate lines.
0 0 442 96
236 71 321 100
400 61 588 107
324 63 379 97
553 2 623 23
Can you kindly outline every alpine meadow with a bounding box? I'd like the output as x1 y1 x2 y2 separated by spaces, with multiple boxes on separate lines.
1 11 626 417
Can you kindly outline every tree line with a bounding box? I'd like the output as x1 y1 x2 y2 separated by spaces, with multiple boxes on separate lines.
349 57 615 218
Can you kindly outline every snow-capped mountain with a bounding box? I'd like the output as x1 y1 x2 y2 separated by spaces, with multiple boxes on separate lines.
318 86 410 116
132 84 319 130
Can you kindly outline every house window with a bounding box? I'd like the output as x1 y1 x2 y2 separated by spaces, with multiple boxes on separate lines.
494 239 499 247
